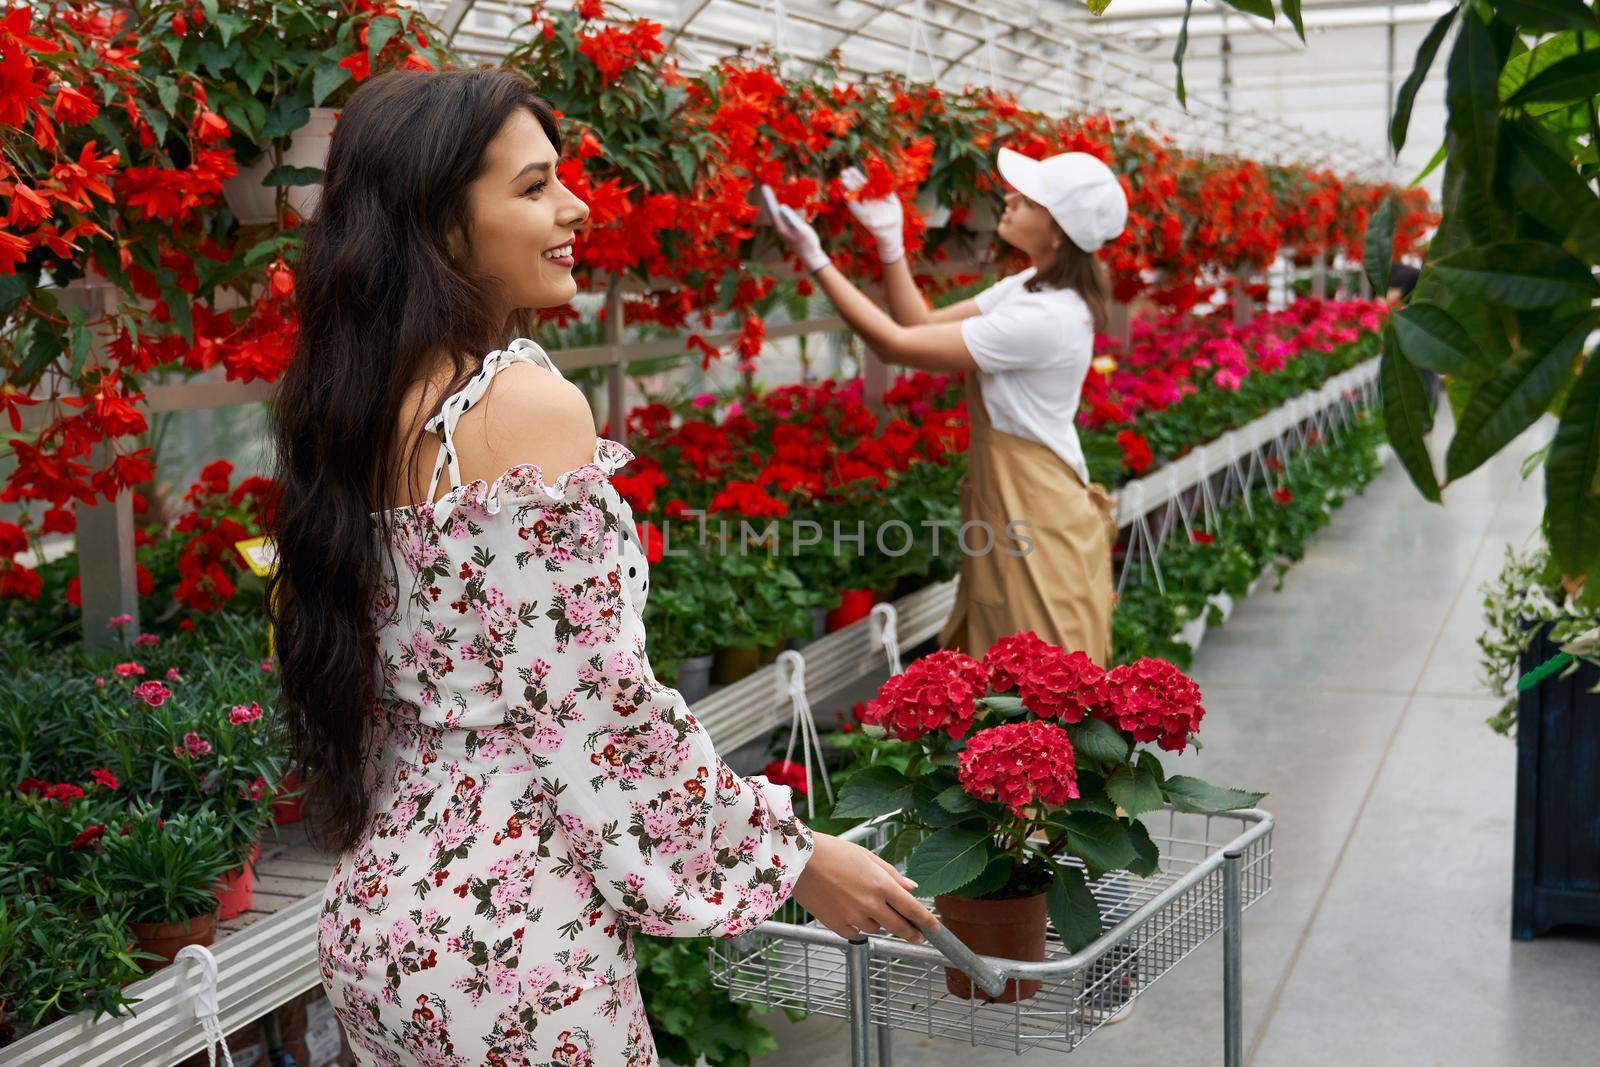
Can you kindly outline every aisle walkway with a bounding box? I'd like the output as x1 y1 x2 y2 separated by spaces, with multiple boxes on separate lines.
752 414 1600 1066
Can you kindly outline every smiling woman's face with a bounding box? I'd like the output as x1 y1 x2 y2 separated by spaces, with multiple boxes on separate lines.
455 108 588 316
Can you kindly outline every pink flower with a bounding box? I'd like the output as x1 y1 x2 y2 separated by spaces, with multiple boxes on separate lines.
134 680 172 706
107 613 132 629
174 731 212 759
113 662 146 677
90 768 120 791
229 702 263 725
133 633 160 648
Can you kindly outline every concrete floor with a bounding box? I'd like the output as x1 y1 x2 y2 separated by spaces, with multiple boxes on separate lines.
748 414 1600 1066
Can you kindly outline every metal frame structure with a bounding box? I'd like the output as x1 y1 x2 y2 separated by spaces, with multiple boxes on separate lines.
418 0 1392 175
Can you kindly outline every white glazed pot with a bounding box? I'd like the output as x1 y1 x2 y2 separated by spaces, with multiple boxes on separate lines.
916 186 952 228
222 106 339 225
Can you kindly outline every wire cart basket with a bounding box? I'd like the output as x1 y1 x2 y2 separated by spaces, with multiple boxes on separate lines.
709 806 1273 1066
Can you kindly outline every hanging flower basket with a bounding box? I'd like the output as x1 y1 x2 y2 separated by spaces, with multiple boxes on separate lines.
222 107 340 225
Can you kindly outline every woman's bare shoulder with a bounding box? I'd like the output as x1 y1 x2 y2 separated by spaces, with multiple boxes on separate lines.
453 360 597 487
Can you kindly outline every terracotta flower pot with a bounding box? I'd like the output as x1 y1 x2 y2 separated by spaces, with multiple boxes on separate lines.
272 771 306 825
933 891 1048 1004
214 837 262 921
825 588 876 632
129 908 219 974
757 641 782 664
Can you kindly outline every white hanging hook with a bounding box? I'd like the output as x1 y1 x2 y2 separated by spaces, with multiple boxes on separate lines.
869 602 905 676
776 650 835 818
177 945 235 1067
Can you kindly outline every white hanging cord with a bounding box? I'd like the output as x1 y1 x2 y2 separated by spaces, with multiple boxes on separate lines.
869 602 905 676
762 0 788 69
981 14 998 91
1059 41 1078 112
776 650 835 818
177 945 235 1067
905 0 935 81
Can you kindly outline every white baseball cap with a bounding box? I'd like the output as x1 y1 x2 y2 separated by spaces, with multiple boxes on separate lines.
996 147 1128 253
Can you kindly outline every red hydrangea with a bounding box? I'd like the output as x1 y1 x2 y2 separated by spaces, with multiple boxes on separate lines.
860 650 987 741
981 631 1054 692
1101 658 1206 752
983 633 1111 723
957 721 1080 818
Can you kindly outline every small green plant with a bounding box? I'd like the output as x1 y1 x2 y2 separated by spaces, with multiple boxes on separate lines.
95 803 237 925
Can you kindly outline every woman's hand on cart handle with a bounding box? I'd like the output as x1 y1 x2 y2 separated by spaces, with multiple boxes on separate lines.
839 166 905 266
791 831 940 944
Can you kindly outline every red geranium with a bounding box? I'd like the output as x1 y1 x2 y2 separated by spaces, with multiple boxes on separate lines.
762 758 809 797
957 721 1080 818
1117 429 1154 474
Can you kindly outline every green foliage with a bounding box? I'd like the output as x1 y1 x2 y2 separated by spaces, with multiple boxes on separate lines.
633 935 801 1067
1377 4 1600 581
1477 539 1600 734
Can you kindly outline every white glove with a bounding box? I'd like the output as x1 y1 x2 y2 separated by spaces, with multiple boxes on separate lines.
840 166 905 266
767 189 832 274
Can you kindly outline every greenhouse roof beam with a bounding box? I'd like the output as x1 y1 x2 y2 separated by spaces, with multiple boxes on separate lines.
1067 0 1439 21
1095 0 1456 39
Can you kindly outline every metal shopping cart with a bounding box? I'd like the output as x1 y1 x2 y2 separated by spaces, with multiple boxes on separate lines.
710 806 1273 1066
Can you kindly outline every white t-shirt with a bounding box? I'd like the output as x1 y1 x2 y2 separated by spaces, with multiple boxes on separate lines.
959 267 1094 486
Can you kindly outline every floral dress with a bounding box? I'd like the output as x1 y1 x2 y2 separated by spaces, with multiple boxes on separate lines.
316 338 816 1067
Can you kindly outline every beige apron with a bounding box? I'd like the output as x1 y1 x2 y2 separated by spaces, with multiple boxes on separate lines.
937 370 1118 667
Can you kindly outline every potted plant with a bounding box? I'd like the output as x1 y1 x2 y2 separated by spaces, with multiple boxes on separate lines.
134 0 449 226
832 631 1265 1002
1478 540 1600 938
99 805 238 973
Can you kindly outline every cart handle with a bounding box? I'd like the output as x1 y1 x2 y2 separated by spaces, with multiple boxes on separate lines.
909 920 1011 998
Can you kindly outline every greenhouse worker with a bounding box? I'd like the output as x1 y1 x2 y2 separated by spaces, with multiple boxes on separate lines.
770 149 1128 666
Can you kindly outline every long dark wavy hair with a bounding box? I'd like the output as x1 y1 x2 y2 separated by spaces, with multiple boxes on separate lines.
266 69 563 856
1024 225 1111 334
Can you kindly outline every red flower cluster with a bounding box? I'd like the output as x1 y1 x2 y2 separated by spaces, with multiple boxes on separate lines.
1117 429 1154 474
957 721 1080 818
982 632 1110 725
1102 658 1207 753
16 778 85 807
859 649 987 741
762 758 809 797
